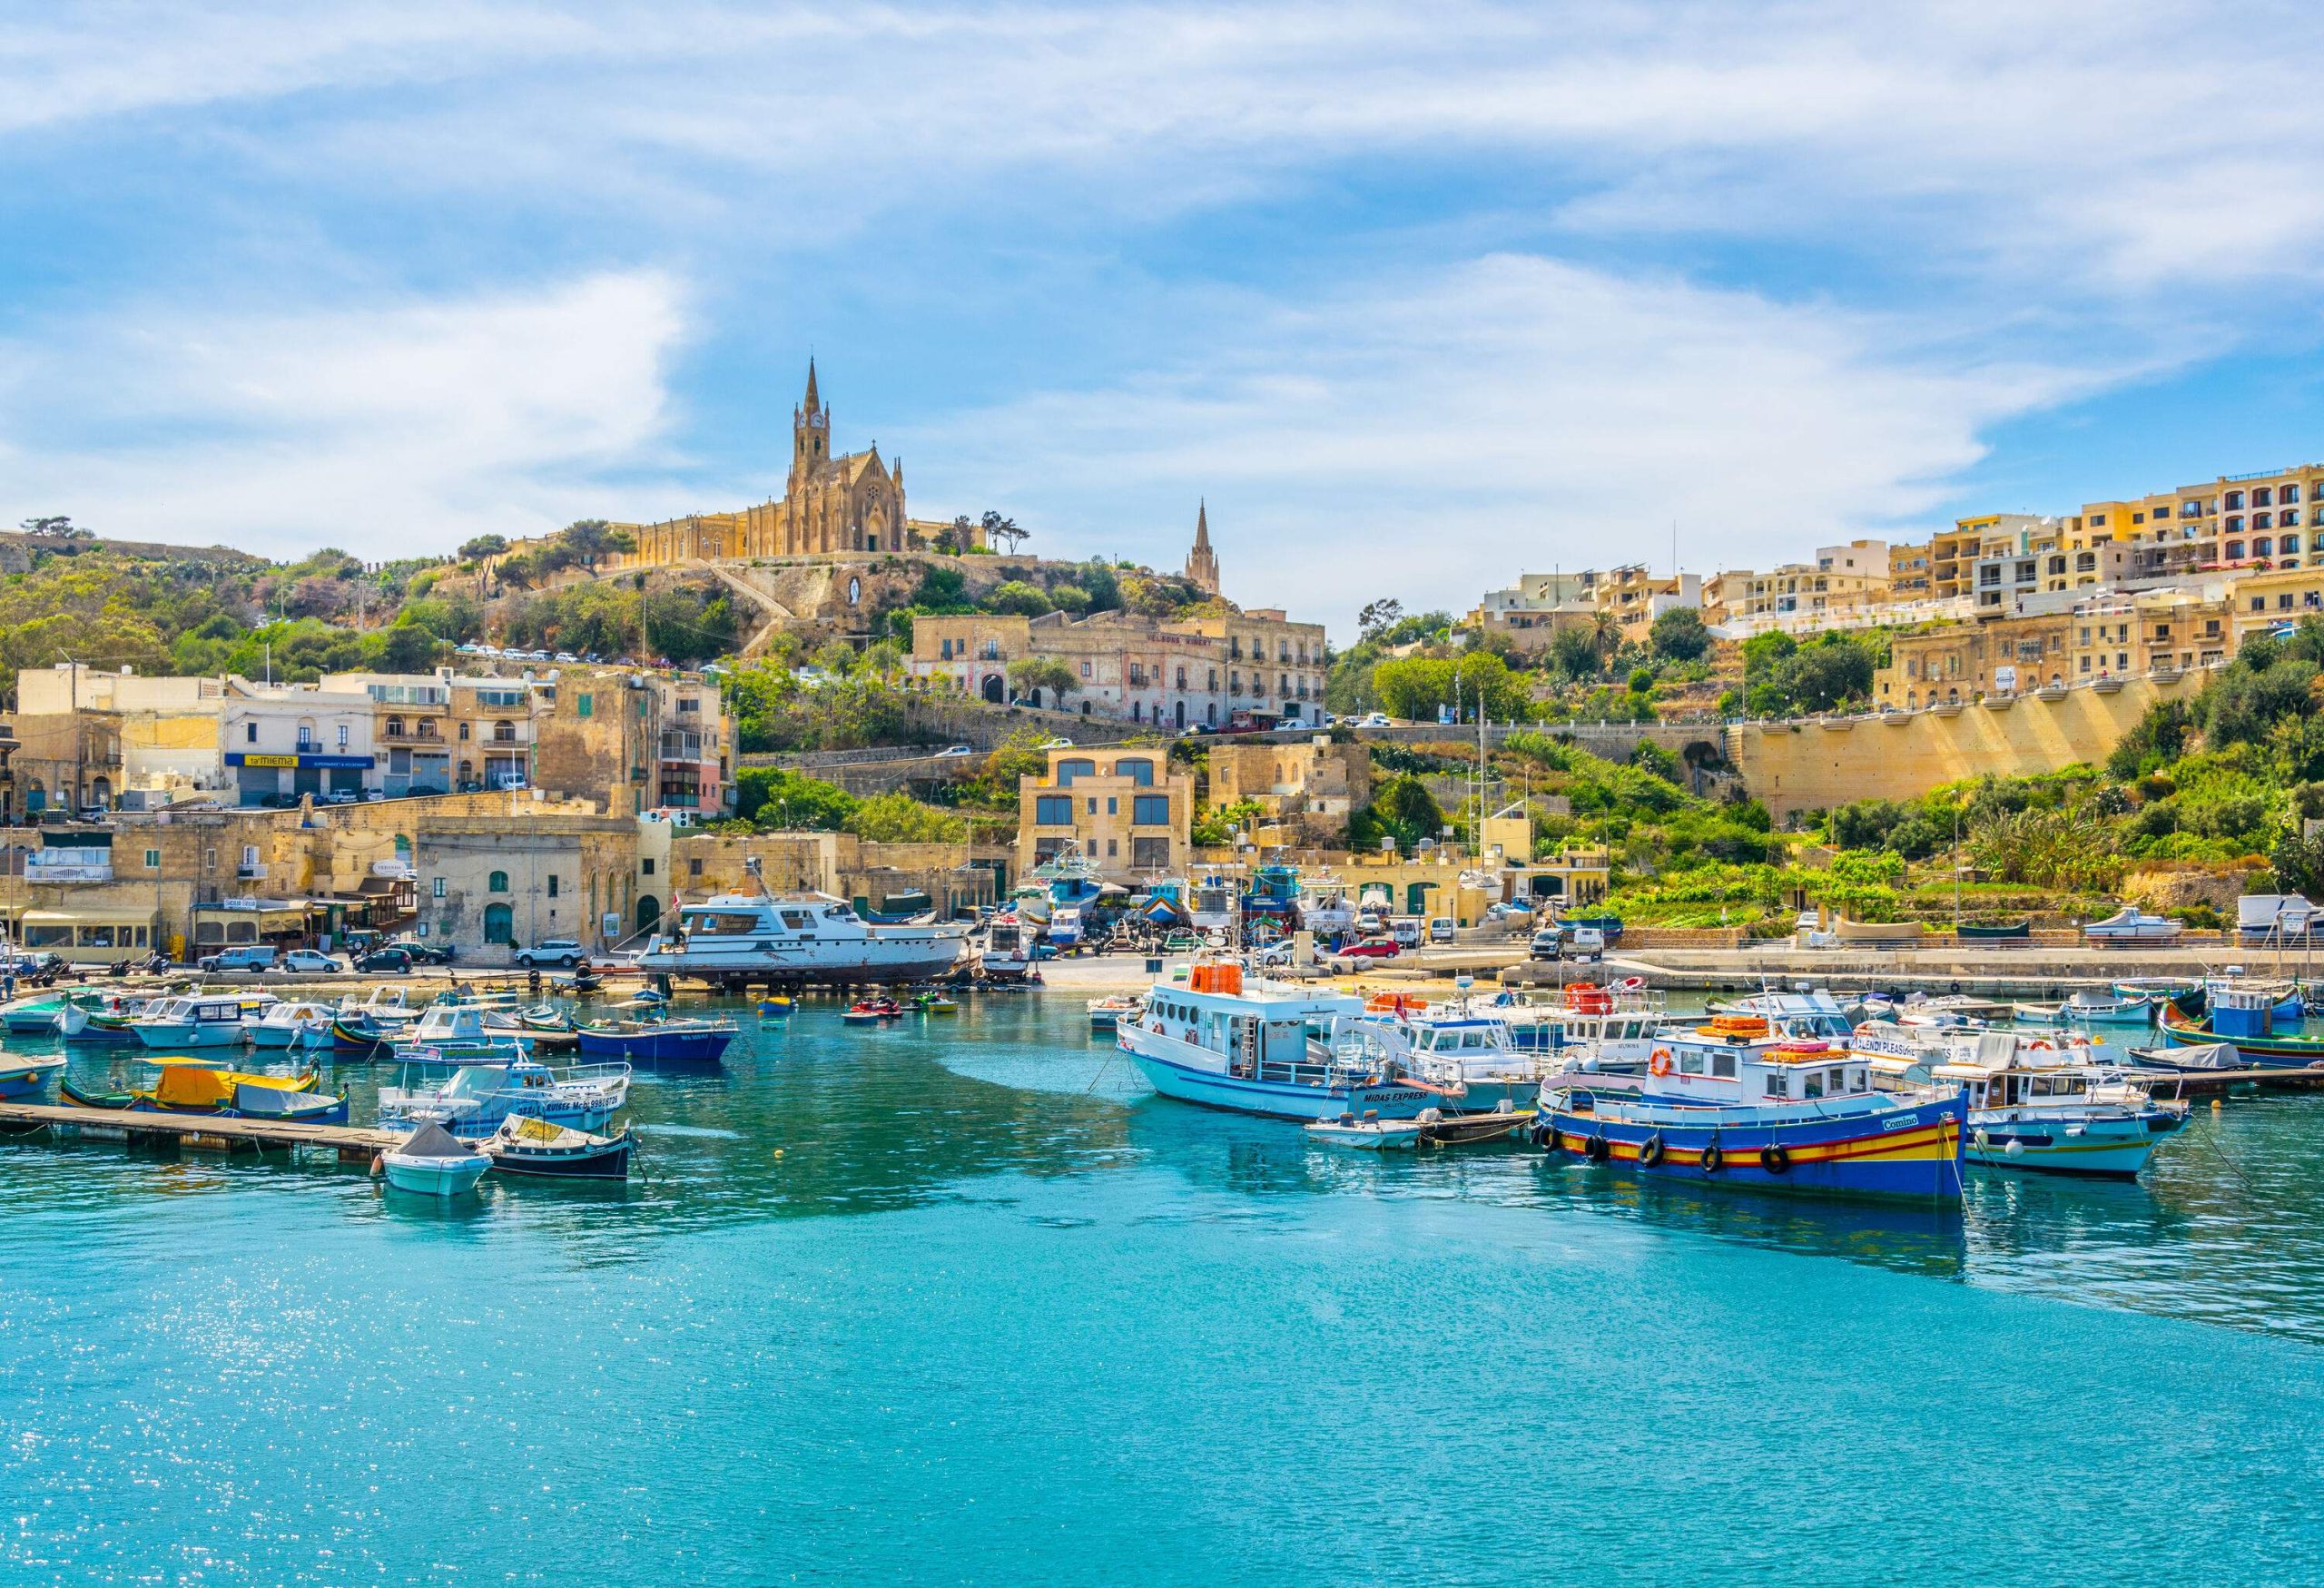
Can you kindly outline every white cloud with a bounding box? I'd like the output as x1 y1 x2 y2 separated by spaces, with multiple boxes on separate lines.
908 254 2100 627
0 271 692 557
11 1 2324 293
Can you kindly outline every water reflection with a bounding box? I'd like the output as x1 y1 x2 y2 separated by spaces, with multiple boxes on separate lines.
8 993 2324 1341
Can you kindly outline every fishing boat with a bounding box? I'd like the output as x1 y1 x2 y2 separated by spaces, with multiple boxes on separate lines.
2011 1001 2067 1025
381 1003 533 1068
129 992 276 1050
0 991 73 1035
481 1114 635 1181
2122 1041 2254 1074
1486 981 1669 1063
1334 1001 1546 1112
341 985 424 1028
975 915 1035 981
61 1060 347 1123
572 1006 737 1067
758 994 797 1018
0 1054 67 1100
2060 989 2156 1028
2083 907 2184 944
1087 994 1139 1031
2155 990 2324 1061
2113 976 2202 1005
1118 963 1435 1121
1704 988 1861 1040
378 1056 631 1136
1537 1041 1965 1200
381 1120 490 1196
55 989 153 1042
1866 1030 2185 1179
330 1011 398 1054
1305 1111 1424 1150
841 997 902 1025
2206 976 2303 1022
637 873 970 990
246 1001 337 1050
1956 920 2032 942
517 1003 576 1034
1421 1102 1533 1145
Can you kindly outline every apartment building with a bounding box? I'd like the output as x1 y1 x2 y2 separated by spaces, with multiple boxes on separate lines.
910 607 1327 729
1874 612 2072 706
1590 565 1702 644
1466 573 1598 653
1887 542 1932 598
2081 462 2324 579
1016 745 1191 881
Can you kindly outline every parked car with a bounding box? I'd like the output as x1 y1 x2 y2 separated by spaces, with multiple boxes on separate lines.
1337 938 1402 960
279 949 346 974
1388 918 1422 949
513 938 585 969
77 804 110 823
199 945 281 973
1427 917 1455 943
1358 712 1393 727
1530 928 1566 959
933 744 977 758
396 939 457 966
1566 926 1606 961
355 948 414 974
1040 737 1076 750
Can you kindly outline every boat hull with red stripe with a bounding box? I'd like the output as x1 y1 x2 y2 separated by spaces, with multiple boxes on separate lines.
1540 1089 1966 1201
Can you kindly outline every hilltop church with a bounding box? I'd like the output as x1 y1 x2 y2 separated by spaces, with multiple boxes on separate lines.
619 361 942 563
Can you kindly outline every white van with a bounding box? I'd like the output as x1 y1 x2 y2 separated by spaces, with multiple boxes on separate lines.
1427 917 1454 943
1389 917 1422 949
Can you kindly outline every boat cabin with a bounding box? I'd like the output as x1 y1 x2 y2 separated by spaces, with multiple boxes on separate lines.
1638 1016 1880 1108
1138 981 1364 1079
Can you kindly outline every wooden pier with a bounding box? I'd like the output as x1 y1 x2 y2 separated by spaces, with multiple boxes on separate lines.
0 1101 403 1160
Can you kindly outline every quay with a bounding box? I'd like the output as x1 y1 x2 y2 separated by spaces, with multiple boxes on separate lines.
0 1100 401 1160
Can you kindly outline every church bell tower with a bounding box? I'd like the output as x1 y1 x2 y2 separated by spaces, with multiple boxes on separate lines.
1184 499 1221 595
793 359 830 482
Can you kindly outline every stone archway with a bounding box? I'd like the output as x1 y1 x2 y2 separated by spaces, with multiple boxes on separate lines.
982 675 1005 705
636 895 661 934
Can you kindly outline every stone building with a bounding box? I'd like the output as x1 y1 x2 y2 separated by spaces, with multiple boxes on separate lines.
1017 745 1191 881
1184 500 1220 595
414 811 642 960
1206 738 1371 844
613 362 927 565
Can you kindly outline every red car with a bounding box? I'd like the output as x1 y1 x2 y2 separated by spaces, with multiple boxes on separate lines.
1336 938 1402 959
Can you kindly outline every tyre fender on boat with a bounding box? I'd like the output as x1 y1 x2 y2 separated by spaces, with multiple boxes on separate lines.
1759 1143 1790 1175
1584 1133 1610 1164
1639 1132 1665 1168
1700 1139 1724 1175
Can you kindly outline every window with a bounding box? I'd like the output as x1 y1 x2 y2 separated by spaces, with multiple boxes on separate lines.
245 723 257 744
1107 796 1118 815
547 875 560 898
432 876 447 899
577 693 593 717
1679 1050 1704 1075
1132 836 1170 868
1115 758 1154 786
459 722 471 740
1035 794 1073 826
642 857 655 875
689 858 704 878
1133 794 1170 825
1086 796 1097 814
143 849 160 870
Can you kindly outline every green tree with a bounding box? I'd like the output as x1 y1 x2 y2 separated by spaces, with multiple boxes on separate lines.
846 791 970 843
1650 606 1709 662
985 580 1055 617
560 519 625 572
458 534 509 561
1349 774 1448 852
1008 656 1078 705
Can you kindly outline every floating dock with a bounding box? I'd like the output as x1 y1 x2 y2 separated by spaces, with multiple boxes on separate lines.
0 1101 402 1160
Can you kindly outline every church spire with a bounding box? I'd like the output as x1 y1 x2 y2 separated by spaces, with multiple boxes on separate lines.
803 357 820 413
1184 498 1221 595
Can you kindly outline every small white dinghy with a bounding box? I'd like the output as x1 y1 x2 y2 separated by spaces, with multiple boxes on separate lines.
381 1120 490 1197
1304 1109 1425 1151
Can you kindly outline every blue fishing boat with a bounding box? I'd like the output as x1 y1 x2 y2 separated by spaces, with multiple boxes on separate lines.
2157 987 2324 1060
573 1008 737 1068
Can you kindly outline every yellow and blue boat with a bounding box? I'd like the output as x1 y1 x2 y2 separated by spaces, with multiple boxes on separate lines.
1536 1015 1965 1199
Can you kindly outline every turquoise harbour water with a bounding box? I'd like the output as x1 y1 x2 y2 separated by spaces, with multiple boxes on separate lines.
7 995 2324 1584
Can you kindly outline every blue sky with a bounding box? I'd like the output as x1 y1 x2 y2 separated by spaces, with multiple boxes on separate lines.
5 1 2324 637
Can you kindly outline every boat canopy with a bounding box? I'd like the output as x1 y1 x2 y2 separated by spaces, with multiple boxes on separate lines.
399 1120 474 1159
152 1066 240 1109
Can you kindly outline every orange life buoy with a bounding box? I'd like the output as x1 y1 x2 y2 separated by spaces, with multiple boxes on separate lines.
1649 1049 1673 1077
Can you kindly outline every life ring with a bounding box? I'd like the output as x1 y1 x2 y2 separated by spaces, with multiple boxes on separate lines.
1759 1143 1790 1175
1700 1140 1724 1175
1584 1134 1610 1164
2028 1039 2052 1050
1640 1132 1665 1167
1649 1049 1673 1077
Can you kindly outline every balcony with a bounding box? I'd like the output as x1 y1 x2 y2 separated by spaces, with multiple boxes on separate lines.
25 855 113 883
659 733 707 762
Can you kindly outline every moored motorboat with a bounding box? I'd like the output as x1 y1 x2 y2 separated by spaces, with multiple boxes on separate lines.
56 990 151 1042
841 998 902 1025
246 1001 337 1050
0 1054 67 1100
572 1007 737 1068
381 1004 533 1068
1087 994 1138 1031
0 991 73 1034
1867 1031 2184 1179
378 1056 630 1137
2157 989 2324 1060
60 1060 346 1122
129 992 275 1050
913 991 959 1015
2084 907 2184 944
1421 1102 1533 1146
381 1120 490 1196
2062 990 2156 1028
758 995 796 1018
1304 1111 1424 1150
482 1114 635 1180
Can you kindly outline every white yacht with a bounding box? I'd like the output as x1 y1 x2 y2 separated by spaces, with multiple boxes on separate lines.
246 1001 336 1050
640 890 968 988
